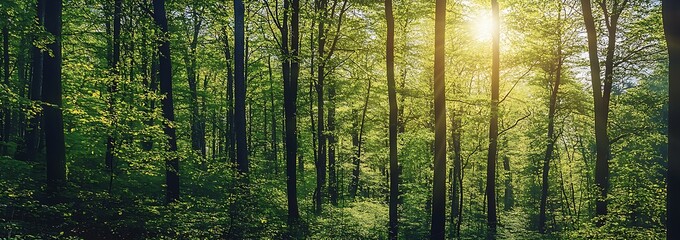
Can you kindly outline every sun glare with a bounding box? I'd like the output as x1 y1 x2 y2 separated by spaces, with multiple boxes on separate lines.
472 12 494 41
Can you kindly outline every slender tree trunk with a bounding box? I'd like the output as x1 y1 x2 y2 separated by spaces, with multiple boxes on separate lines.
284 0 301 223
24 0 45 162
234 0 248 174
105 0 122 193
187 13 204 159
486 0 500 233
450 109 462 237
349 78 370 199
539 44 563 234
386 0 398 238
153 0 179 203
222 27 235 165
268 57 278 173
503 156 513 211
43 0 66 197
431 0 447 237
663 0 679 238
314 0 327 215
328 81 338 206
2 25 10 154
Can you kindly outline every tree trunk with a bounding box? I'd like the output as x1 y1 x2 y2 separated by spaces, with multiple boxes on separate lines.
431 0 447 237
328 81 338 206
24 0 45 162
539 42 563 234
349 78 370 199
104 0 121 194
284 0 301 223
187 12 204 159
450 109 462 237
2 25 10 154
386 0 398 238
486 0 500 233
234 0 248 174
153 0 179 203
663 0 679 238
580 0 619 225
222 26 235 165
43 0 66 197
314 0 327 215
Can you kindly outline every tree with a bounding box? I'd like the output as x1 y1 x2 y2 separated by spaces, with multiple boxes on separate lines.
43 0 66 196
431 0 447 237
314 0 327 214
538 5 565 233
185 9 206 160
386 0 398 238
663 0 679 238
234 0 248 174
2 22 9 155
579 0 629 224
105 0 121 193
23 0 45 162
486 0 500 232
153 0 179 203
282 0 302 223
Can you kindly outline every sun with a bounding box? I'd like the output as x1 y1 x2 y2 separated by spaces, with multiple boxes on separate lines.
471 11 494 41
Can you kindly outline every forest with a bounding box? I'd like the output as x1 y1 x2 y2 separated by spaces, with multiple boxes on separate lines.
0 0 678 239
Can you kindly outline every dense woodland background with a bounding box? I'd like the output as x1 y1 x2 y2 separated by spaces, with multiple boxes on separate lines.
0 0 678 239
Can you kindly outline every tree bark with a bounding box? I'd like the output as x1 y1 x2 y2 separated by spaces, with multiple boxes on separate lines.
349 77 370 199
2 25 10 154
105 0 121 194
328 81 338 206
153 0 180 203
187 12 205 159
580 0 625 225
24 0 45 162
234 0 248 174
222 26 235 165
486 0 500 233
314 0 327 215
431 0 447 237
285 0 301 223
663 0 679 238
450 109 462 237
43 0 66 197
539 40 563 234
386 0 398 238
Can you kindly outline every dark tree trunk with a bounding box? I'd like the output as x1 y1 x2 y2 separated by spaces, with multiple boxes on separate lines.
349 78 370 199
24 0 45 162
663 0 679 238
153 0 179 203
43 0 66 196
105 0 121 194
284 0 301 223
268 57 278 173
234 0 248 174
314 0 327 215
431 0 447 237
328 82 337 206
386 0 398 238
503 156 513 211
539 43 563 234
450 109 462 237
222 26 235 165
486 0 500 233
2 25 10 154
187 12 204 159
580 0 625 225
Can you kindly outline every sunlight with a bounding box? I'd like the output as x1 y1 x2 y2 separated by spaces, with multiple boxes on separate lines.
471 11 494 41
